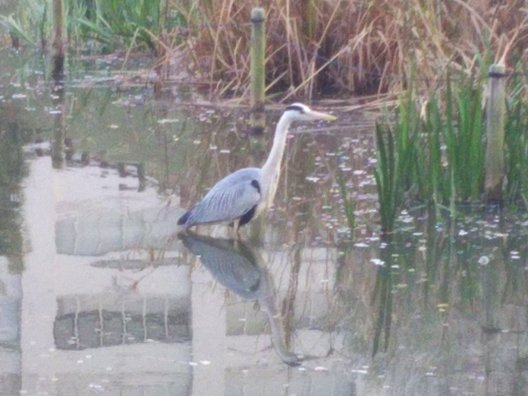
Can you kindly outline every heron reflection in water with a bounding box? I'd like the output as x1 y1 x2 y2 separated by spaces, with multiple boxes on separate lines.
178 231 299 366
178 103 336 235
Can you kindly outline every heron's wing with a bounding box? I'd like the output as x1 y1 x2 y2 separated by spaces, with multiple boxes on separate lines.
183 168 262 226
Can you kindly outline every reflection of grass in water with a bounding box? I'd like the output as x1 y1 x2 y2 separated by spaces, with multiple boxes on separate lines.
336 155 355 238
371 238 392 356
66 88 196 184
0 123 28 273
353 208 528 365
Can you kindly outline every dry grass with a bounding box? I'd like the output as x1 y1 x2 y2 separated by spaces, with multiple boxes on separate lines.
171 0 528 99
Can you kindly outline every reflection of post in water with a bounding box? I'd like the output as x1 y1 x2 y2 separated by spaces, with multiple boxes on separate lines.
481 211 504 394
282 243 301 350
152 74 170 190
371 236 393 356
51 79 65 168
482 213 502 334
0 121 26 272
423 206 446 306
178 231 299 365
437 219 455 348
51 0 66 168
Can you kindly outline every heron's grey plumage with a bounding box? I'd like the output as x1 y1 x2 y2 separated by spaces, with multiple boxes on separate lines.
178 167 262 227
177 103 336 232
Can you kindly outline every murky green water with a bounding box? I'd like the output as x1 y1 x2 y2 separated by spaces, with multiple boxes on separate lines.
1 48 527 396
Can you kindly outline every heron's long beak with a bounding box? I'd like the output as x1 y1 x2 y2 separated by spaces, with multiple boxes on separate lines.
308 109 337 121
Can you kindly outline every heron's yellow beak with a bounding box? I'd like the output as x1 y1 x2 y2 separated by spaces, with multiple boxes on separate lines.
309 110 337 121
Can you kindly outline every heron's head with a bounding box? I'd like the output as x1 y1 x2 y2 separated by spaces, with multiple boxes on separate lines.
283 103 337 122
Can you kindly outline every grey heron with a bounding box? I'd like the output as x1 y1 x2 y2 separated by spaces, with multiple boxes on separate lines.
177 103 337 233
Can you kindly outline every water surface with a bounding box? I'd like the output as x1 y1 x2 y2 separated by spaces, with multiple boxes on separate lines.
0 49 527 396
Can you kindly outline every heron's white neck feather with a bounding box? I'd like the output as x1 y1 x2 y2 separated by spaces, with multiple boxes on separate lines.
261 113 293 207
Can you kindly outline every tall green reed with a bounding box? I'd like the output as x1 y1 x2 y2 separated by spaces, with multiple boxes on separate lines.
373 72 518 232
449 77 485 202
1 0 179 53
504 75 528 208
374 122 398 234
0 0 49 49
374 87 418 234
75 0 166 53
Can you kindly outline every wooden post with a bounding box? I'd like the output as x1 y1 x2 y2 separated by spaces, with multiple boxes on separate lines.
250 7 266 134
51 0 65 81
484 64 507 204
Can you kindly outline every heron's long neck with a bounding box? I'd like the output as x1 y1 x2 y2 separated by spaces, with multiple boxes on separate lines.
261 114 292 206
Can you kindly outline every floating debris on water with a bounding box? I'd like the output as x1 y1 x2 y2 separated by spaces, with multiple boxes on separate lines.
158 118 180 124
370 258 385 266
351 368 368 374
478 256 490 266
88 383 104 392
305 176 320 183
510 251 521 260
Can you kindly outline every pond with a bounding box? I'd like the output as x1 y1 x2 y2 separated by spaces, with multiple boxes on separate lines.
0 49 527 396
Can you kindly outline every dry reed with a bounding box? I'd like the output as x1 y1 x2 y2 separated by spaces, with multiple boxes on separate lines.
172 0 528 99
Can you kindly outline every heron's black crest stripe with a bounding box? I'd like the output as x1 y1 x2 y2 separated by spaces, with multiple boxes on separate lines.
250 179 261 194
239 205 257 227
178 211 191 226
285 104 305 113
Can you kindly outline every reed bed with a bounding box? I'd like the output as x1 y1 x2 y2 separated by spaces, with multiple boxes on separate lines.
174 0 527 98
374 72 528 233
504 73 528 208
2 0 527 98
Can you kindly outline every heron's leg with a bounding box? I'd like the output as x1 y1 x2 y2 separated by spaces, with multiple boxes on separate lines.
234 220 242 239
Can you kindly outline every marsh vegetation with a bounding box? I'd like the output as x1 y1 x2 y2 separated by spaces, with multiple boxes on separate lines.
1 2 528 390
1 1 526 95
